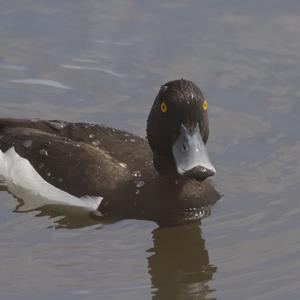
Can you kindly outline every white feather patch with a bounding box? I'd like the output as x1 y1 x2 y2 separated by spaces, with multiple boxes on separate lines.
0 147 103 211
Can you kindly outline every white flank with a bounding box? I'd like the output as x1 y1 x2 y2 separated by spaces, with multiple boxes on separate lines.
0 147 102 211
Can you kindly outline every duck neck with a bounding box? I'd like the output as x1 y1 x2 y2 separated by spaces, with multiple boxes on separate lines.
153 152 178 177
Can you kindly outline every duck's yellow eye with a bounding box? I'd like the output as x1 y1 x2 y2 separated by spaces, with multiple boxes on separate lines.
160 101 168 113
203 99 208 111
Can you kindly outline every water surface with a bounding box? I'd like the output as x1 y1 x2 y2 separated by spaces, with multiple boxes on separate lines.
1 1 300 299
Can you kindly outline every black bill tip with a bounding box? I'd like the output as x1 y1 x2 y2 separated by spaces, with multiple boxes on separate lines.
183 165 216 181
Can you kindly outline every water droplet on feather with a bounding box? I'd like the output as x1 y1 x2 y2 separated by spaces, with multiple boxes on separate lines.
47 120 66 130
22 140 32 148
119 162 127 168
135 180 144 188
92 139 101 146
39 149 48 156
132 170 141 177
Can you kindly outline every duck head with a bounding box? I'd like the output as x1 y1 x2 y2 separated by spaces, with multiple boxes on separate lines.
147 79 216 180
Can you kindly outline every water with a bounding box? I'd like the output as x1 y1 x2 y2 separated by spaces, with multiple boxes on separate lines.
1 0 300 299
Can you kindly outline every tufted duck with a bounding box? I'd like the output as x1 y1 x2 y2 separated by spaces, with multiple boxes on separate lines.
0 79 219 224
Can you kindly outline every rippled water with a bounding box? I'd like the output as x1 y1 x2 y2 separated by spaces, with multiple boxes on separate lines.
1 1 300 299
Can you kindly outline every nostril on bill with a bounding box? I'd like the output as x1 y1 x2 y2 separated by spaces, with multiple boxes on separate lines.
182 143 188 151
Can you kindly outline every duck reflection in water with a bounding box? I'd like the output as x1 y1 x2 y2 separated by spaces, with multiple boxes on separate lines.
148 223 217 299
12 198 218 299
11 196 112 229
11 189 218 299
